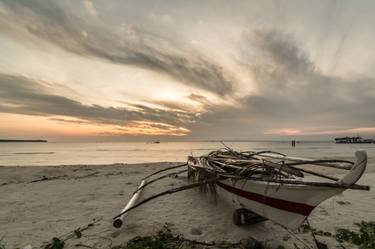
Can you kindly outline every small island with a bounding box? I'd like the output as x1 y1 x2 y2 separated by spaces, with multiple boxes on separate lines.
0 139 48 143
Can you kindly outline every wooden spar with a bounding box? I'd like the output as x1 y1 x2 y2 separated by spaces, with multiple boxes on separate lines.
245 150 286 157
288 166 339 181
261 160 304 177
133 169 188 194
113 179 147 228
256 153 353 170
253 178 370 191
206 160 227 173
285 160 353 169
113 178 221 220
212 160 244 170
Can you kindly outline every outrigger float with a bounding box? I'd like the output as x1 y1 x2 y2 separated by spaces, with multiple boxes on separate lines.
113 148 369 230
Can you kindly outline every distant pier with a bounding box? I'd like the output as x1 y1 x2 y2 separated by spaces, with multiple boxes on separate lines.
334 136 374 144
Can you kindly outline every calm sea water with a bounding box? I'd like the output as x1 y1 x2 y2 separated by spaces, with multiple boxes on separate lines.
0 141 374 166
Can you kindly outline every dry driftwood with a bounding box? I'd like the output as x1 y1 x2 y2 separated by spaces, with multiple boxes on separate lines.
189 148 359 183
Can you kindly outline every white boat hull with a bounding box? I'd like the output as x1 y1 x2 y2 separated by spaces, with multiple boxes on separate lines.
213 150 367 229
216 179 343 229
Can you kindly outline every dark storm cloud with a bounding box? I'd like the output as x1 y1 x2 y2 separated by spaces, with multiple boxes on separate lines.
186 29 375 138
0 0 234 96
0 74 194 126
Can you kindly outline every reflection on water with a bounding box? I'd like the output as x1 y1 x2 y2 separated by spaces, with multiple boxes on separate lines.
0 141 374 166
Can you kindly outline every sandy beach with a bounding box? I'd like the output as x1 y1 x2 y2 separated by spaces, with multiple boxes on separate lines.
2 0 375 247
0 160 374 249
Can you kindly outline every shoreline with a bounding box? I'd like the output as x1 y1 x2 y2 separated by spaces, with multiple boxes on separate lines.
0 162 374 249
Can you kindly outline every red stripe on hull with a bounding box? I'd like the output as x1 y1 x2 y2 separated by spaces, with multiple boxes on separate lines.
217 182 315 216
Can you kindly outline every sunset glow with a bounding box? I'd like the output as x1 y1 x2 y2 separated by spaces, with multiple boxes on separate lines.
1 0 375 140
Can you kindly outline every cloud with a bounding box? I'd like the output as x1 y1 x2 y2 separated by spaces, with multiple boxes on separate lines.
264 128 302 136
148 12 172 24
1 0 374 140
243 29 375 125
184 29 375 139
266 127 375 136
0 0 235 96
83 0 97 17
187 94 212 106
0 73 194 135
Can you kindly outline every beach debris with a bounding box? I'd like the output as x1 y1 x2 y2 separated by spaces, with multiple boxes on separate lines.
240 238 263 249
334 221 375 248
112 225 206 249
29 175 67 183
44 237 65 249
41 218 101 249
28 172 100 184
336 201 351 205
111 225 268 249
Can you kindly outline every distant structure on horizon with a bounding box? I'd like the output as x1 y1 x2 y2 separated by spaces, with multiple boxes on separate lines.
0 139 47 143
334 136 374 144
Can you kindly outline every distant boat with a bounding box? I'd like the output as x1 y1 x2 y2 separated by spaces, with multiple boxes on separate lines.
153 140 160 144
334 136 374 144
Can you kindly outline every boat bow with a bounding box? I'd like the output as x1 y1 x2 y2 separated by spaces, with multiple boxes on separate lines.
339 150 367 186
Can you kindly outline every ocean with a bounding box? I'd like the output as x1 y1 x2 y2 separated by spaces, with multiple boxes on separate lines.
0 141 374 166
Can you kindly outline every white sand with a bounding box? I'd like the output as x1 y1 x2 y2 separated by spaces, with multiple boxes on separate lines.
0 161 374 249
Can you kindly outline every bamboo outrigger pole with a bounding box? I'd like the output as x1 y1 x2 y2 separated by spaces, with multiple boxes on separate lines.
256 178 370 191
113 178 221 221
113 179 147 228
133 169 188 195
257 153 353 170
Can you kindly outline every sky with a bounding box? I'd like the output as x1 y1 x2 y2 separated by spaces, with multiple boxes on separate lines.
0 0 375 141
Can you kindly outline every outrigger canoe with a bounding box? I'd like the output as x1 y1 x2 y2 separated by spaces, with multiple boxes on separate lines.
113 149 369 230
